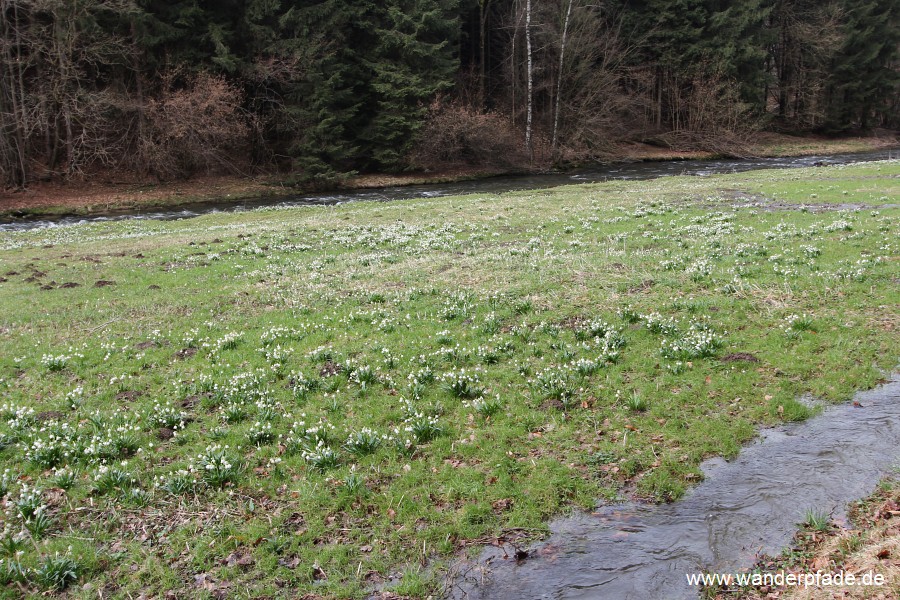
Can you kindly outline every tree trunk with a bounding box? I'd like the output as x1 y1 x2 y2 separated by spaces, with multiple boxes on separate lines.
551 0 574 157
479 0 488 109
524 0 533 158
1 0 28 187
655 67 663 128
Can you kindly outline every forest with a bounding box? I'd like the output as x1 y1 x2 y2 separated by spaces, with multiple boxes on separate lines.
0 0 898 189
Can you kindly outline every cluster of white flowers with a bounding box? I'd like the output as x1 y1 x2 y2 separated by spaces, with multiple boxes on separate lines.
1 403 36 430
301 440 338 471
642 312 680 336
247 421 275 445
685 258 713 280
147 401 188 431
529 367 576 401
208 332 242 357
64 387 84 409
260 325 305 346
660 327 722 360
212 370 267 405
783 313 814 333
824 219 853 232
440 368 484 399
343 427 387 455
190 444 238 487
463 394 503 417
25 424 78 468
259 344 293 369
285 418 335 453
40 354 73 371
83 422 142 463
398 411 443 444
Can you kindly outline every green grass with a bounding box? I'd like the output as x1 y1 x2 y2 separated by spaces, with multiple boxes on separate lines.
0 161 897 598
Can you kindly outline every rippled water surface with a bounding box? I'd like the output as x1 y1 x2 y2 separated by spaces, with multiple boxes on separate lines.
452 378 900 600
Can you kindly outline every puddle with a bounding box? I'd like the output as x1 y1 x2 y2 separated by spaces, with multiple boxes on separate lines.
451 376 900 600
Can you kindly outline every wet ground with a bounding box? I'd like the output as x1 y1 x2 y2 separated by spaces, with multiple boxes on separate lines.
450 377 900 600
1 148 897 232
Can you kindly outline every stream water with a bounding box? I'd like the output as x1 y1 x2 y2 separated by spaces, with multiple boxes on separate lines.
450 377 900 600
1 148 897 233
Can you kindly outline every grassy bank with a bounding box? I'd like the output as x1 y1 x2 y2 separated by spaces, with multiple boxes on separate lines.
0 161 897 598
723 475 900 600
1 133 895 219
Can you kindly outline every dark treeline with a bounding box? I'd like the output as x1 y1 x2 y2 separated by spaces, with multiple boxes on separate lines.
1 0 898 188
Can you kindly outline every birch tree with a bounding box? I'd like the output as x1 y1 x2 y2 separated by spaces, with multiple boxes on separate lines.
551 0 574 156
524 0 533 157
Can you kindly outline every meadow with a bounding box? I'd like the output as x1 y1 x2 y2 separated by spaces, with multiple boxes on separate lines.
0 161 897 598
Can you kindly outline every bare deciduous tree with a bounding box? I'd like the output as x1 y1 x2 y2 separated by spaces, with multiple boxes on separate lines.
134 72 253 180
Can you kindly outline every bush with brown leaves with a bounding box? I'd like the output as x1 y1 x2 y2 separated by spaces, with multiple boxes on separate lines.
408 100 527 171
136 73 253 180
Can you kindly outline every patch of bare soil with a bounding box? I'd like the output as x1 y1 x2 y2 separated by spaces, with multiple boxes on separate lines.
0 175 276 214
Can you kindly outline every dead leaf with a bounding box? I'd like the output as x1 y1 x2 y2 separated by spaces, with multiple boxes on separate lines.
45 487 66 505
224 551 254 568
278 556 301 569
193 572 231 598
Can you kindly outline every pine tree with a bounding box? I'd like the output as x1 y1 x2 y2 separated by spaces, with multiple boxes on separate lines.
826 0 900 129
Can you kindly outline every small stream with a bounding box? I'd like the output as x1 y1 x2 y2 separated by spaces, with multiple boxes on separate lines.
1 148 897 233
451 377 900 600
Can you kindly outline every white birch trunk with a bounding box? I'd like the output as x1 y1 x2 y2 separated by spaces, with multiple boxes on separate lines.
525 0 533 157
551 0 573 156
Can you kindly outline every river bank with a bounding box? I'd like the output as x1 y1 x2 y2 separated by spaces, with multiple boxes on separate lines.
0 132 895 219
451 377 900 600
727 476 900 600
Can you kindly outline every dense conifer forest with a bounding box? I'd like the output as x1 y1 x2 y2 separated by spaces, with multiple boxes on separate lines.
1 0 898 188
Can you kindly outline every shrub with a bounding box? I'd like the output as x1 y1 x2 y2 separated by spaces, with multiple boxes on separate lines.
135 72 253 180
408 100 526 171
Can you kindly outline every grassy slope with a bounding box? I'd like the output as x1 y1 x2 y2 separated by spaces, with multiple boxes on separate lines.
0 162 897 598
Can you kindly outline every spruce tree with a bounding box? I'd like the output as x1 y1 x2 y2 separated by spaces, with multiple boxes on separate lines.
361 0 460 169
827 0 900 129
703 0 773 110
